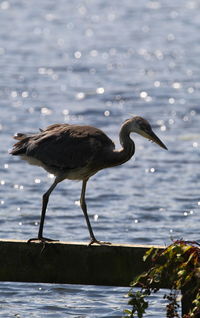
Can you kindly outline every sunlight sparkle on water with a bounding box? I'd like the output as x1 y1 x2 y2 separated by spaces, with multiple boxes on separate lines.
154 81 160 87
0 1 10 10
41 107 52 115
157 119 164 125
11 91 17 98
146 1 160 9
28 107 34 114
193 142 198 148
145 95 152 102
167 33 175 41
160 125 166 131
14 184 24 190
183 115 189 122
22 91 29 98
140 91 148 98
168 118 174 125
76 92 85 100
188 87 194 94
172 82 182 89
38 67 46 75
75 200 80 206
155 49 163 60
169 97 175 104
139 91 152 102
90 50 98 57
145 167 155 173
190 110 196 116
85 28 94 37
74 51 82 59
104 110 110 117
0 47 5 55
96 87 105 94
62 109 69 116
45 13 56 21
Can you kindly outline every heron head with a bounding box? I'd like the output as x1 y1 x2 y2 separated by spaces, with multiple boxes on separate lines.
128 116 168 150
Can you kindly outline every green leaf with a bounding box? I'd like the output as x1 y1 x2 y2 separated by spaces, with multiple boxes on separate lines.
124 309 132 314
177 269 186 277
143 247 155 262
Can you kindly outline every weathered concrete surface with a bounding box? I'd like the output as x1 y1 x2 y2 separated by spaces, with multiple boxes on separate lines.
0 239 164 286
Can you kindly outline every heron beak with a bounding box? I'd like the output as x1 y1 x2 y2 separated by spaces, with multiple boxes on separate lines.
140 129 168 150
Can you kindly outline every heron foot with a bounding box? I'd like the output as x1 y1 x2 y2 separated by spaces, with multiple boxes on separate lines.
88 238 111 246
27 237 59 243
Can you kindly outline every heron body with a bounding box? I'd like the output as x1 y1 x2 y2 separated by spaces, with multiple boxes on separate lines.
11 116 167 244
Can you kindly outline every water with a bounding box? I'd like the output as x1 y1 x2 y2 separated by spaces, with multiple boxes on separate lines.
0 0 199 316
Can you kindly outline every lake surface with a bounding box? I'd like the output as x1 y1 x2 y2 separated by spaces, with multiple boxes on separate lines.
0 0 199 316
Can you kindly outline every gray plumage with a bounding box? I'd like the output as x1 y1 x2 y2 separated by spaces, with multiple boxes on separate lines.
11 116 167 244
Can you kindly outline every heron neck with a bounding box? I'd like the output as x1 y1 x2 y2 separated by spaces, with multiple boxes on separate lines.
96 120 135 170
104 122 135 168
117 122 135 164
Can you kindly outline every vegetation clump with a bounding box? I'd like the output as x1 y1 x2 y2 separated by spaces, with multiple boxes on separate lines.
124 240 200 318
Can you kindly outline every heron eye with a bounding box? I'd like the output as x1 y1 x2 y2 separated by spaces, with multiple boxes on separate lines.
145 124 151 131
141 124 148 131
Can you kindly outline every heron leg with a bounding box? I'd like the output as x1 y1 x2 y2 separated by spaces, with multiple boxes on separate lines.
80 180 111 246
28 177 60 243
80 179 97 243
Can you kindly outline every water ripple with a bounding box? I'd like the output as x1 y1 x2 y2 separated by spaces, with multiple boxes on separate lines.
0 0 199 316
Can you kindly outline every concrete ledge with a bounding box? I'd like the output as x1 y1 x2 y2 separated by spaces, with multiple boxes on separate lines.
0 239 164 286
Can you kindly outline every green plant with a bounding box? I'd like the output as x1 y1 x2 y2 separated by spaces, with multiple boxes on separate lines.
124 240 200 318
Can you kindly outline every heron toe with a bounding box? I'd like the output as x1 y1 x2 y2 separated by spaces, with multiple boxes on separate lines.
88 238 111 246
27 237 59 243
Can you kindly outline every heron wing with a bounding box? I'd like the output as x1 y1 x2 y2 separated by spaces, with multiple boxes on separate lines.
11 124 115 170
